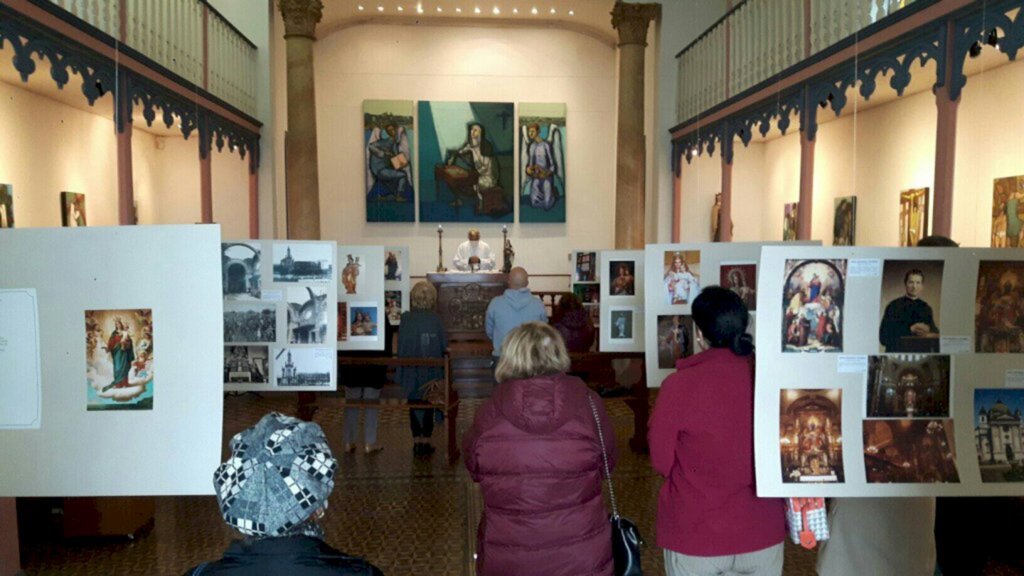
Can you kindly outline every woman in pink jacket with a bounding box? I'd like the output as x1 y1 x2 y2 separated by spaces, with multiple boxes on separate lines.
464 322 616 576
649 287 786 576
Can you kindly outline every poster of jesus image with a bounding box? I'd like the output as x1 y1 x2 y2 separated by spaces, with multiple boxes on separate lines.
782 259 846 352
86 309 154 410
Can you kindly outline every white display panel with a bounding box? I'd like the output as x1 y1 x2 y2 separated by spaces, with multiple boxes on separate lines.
223 240 338 392
0 289 41 429
0 225 223 496
754 245 1024 497
599 250 644 352
337 245 385 351
384 246 410 327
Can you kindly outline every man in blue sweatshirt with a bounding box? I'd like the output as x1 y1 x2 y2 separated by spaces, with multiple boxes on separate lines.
485 267 548 359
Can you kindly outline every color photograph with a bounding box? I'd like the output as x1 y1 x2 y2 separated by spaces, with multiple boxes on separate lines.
878 260 943 353
976 260 1024 352
663 250 701 306
385 290 402 326
224 345 268 384
223 303 276 343
61 192 86 227
863 419 959 483
418 101 515 222
0 183 13 228
349 303 379 340
657 315 693 369
575 251 597 282
991 176 1024 247
609 260 636 297
975 388 1024 482
341 254 363 295
519 102 566 223
85 309 153 411
866 355 951 418
721 262 757 311
573 283 599 304
609 308 633 341
286 287 328 344
274 347 332 387
833 196 856 246
899 187 930 247
365 100 415 223
384 250 403 281
782 259 846 352
273 243 333 282
780 389 844 483
783 202 798 241
221 242 261 300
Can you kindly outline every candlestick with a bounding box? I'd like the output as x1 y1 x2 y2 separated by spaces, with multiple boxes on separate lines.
436 225 446 272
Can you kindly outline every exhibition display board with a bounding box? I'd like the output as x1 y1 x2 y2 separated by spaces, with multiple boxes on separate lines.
600 250 644 353
337 245 385 351
384 246 410 327
0 225 223 496
754 245 1024 497
223 240 339 393
571 250 600 328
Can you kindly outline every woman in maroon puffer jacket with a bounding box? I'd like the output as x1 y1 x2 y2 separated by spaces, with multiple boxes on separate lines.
464 322 617 576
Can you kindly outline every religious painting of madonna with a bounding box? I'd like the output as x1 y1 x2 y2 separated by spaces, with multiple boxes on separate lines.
975 260 1024 353
364 100 415 222
519 103 566 223
779 389 844 483
782 259 846 352
418 101 514 223
85 309 154 411
833 196 856 246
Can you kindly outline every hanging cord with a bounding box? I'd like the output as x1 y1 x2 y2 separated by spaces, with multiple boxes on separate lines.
586 393 619 519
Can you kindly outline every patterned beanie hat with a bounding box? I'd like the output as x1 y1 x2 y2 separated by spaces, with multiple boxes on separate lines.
214 412 338 537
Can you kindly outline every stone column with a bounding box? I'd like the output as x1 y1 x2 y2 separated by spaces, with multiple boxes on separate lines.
278 0 323 240
611 2 660 249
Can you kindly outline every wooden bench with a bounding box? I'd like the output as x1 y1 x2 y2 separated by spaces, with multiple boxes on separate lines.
568 351 649 454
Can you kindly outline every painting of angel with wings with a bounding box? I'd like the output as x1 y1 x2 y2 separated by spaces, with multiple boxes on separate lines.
519 103 566 222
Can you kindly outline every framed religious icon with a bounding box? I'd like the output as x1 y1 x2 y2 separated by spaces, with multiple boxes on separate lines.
899 188 929 247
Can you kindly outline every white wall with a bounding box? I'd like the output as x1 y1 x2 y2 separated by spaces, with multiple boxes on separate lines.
310 23 618 288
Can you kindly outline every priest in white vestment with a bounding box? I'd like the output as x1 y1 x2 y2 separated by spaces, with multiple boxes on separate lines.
453 229 496 271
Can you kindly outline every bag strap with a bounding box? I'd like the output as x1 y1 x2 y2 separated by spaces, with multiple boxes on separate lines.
586 393 619 519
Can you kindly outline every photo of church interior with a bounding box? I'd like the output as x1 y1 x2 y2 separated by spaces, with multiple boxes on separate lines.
3 0 1024 574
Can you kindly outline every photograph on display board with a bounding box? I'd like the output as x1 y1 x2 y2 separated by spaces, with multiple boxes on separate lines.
573 283 599 304
519 103 566 223
992 176 1024 247
223 303 276 343
878 260 943 353
976 260 1024 352
364 100 415 223
349 303 379 339
863 419 959 483
385 290 402 326
337 302 348 342
85 309 153 411
61 192 86 227
782 259 846 352
0 184 13 228
224 345 269 384
833 196 857 246
779 389 844 483
663 250 701 305
384 250 403 281
975 388 1024 482
274 348 332 387
609 261 636 297
899 187 930 247
286 287 328 344
783 202 798 241
576 252 597 282
721 262 757 311
609 308 634 341
657 315 694 369
585 303 600 327
221 242 261 300
272 244 333 283
341 254 363 295
865 355 951 418
417 101 514 223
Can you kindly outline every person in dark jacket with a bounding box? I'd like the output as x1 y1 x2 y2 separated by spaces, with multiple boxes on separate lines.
464 322 616 576
397 281 447 456
551 293 595 353
183 412 382 576
342 322 395 454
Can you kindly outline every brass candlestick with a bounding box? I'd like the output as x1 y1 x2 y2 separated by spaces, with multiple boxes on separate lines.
436 225 446 272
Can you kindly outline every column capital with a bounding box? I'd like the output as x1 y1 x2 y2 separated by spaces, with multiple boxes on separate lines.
278 0 323 39
611 2 661 47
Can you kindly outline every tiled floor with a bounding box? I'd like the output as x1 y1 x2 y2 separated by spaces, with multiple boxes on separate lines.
16 391 1024 575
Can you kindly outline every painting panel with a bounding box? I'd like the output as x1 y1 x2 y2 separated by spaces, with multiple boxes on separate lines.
782 259 846 352
662 250 701 306
0 184 13 228
286 287 328 344
418 101 514 223
720 262 757 311
976 261 1024 352
224 345 269 384
863 419 959 483
221 242 261 300
519 102 566 223
975 389 1024 482
783 202 798 241
609 260 636 297
365 100 415 222
85 309 153 411
61 192 86 227
273 243 333 282
899 188 929 247
657 315 694 369
878 260 943 353
866 355 951 418
780 389 844 483
273 347 332 388
833 196 856 246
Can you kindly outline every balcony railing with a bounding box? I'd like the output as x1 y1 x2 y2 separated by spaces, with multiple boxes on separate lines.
48 0 257 118
677 0 921 126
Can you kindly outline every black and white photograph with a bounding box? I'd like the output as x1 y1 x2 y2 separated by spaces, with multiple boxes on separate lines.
273 243 333 282
221 242 261 300
273 347 332 387
866 355 951 418
224 345 269 384
609 308 634 341
223 303 276 343
287 286 329 344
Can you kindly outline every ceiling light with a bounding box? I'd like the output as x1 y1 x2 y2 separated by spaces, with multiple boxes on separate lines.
493 6 500 14
531 6 537 14
416 2 423 13
568 9 574 15
397 5 403 10
550 7 556 14
357 4 364 9
437 6 443 11
456 6 462 12
474 6 481 13
377 5 384 11
512 7 518 13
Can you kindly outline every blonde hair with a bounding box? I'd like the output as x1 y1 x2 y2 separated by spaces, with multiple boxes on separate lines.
494 322 571 383
410 281 437 311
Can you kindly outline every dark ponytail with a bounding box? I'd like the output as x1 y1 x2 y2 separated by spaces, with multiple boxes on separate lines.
730 332 754 356
693 286 753 357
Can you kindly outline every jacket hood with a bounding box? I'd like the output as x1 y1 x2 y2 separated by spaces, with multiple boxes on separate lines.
492 373 588 434
502 287 539 311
